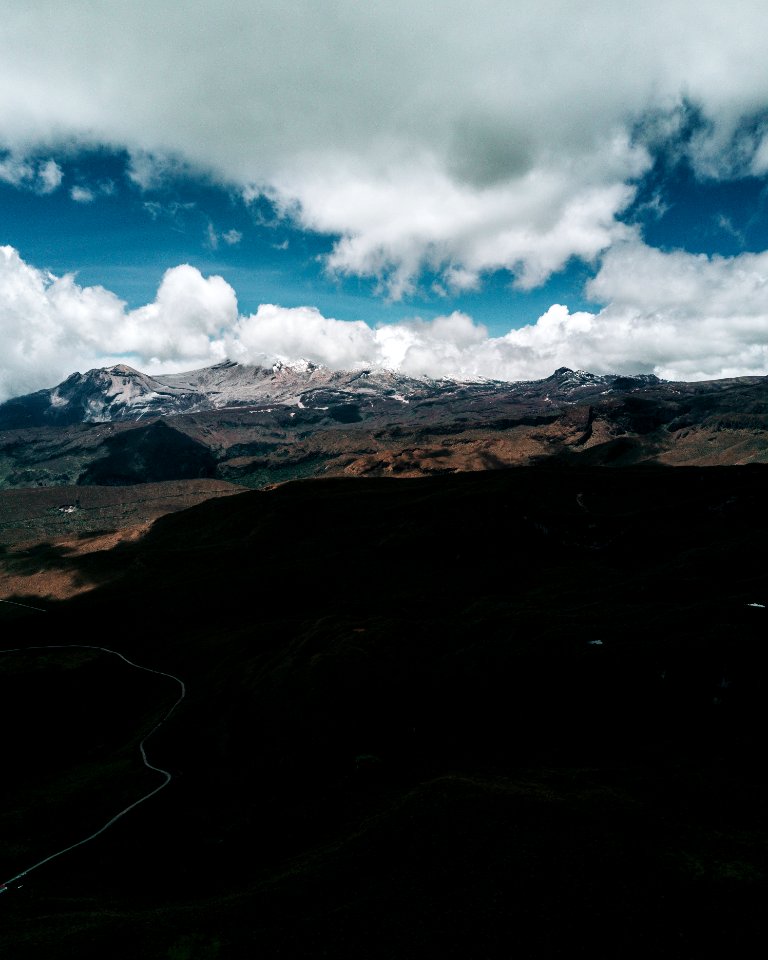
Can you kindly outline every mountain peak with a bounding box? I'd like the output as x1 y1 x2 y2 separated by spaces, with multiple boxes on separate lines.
271 358 321 375
106 363 142 376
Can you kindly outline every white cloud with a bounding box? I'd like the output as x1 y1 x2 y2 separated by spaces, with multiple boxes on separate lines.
192 240 768 383
211 246 768 381
2 240 768 402
142 199 195 224
70 180 114 203
412 241 768 383
226 305 376 370
2 3 768 291
70 185 94 203
274 152 641 298
0 154 63 194
205 222 218 250
0 248 234 400
0 245 125 400
0 154 36 189
37 159 63 194
126 150 192 191
205 224 243 250
116 264 237 363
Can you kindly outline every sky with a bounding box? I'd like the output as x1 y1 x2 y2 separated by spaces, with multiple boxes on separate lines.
2 1 768 400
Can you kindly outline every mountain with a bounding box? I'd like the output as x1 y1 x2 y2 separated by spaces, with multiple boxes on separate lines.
0 359 660 429
0 363 202 428
0 360 767 493
0 359 470 428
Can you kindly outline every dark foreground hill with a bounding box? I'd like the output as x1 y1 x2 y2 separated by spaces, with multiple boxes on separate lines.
1 464 767 957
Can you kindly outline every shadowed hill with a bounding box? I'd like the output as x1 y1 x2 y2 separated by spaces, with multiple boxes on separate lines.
77 420 217 485
2 465 767 957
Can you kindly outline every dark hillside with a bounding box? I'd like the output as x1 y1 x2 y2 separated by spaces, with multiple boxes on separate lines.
2 465 767 957
78 420 217 485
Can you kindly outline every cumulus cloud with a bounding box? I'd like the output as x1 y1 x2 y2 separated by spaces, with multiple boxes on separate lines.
2 240 768 401
120 265 236 363
0 247 234 400
3 2 768 292
0 246 124 399
276 152 641 298
579 241 768 379
211 248 768 381
224 240 768 382
394 241 768 382
226 305 377 370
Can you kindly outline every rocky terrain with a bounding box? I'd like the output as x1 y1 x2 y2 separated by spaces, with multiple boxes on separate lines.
0 361 767 496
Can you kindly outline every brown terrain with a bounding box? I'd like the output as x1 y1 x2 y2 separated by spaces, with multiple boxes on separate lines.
1 362 767 603
0 479 242 600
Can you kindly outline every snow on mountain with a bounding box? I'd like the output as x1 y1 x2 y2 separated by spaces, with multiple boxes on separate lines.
0 359 664 430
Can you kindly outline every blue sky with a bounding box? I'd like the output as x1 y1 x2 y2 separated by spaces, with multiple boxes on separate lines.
0 146 603 331
2 2 768 398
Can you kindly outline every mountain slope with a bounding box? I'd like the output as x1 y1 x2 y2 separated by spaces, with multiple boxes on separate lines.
0 359 475 428
1 361 767 491
0 360 659 429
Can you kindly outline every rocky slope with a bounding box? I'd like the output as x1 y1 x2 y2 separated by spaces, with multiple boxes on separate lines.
0 360 767 489
0 359 482 428
0 359 661 429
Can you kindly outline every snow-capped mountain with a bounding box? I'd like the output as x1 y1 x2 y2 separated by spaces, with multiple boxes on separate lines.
0 360 443 428
1 358 767 489
0 359 661 429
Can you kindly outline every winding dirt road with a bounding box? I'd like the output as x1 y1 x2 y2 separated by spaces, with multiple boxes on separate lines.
0 639 185 890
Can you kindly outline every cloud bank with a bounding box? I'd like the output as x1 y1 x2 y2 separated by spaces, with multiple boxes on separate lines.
2 245 766 401
3 2 768 293
0 247 233 400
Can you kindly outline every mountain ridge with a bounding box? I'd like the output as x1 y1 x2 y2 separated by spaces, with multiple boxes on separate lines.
0 359 666 429
0 360 766 491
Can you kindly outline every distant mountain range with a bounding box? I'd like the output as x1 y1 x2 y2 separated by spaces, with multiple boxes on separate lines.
0 359 766 489
0 359 662 428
